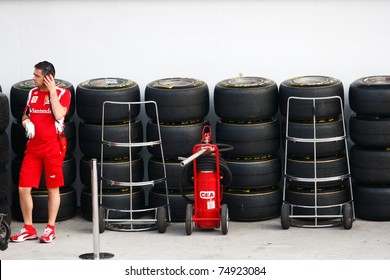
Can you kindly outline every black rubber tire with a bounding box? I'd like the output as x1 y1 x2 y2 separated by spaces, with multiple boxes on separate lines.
10 121 27 156
349 75 390 117
342 202 353 229
149 186 194 222
145 77 209 122
76 78 140 122
78 119 143 158
12 186 77 222
352 182 390 221
0 168 10 200
148 157 184 189
10 78 76 122
281 203 291 229
0 198 11 226
221 204 228 235
80 187 145 221
286 154 348 187
284 184 350 216
216 118 280 158
11 119 76 157
99 207 106 233
0 235 9 251
185 203 193 235
226 155 281 189
63 118 77 156
349 114 390 148
0 133 9 166
146 119 208 159
156 206 167 233
350 145 390 184
279 76 344 121
0 92 10 133
79 155 144 189
282 117 346 157
214 76 278 121
222 185 282 221
11 155 76 189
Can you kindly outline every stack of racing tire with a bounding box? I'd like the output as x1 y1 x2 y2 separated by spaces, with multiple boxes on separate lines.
9 79 77 222
145 77 209 221
279 75 351 218
349 76 390 221
77 78 145 221
214 76 282 221
0 87 12 227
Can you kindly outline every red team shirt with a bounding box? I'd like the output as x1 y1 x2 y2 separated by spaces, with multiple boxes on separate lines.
23 86 71 150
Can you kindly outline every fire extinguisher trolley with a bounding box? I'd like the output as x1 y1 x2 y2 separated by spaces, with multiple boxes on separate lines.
180 125 232 235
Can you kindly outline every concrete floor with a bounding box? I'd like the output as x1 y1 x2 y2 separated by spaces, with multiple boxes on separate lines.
2 212 390 260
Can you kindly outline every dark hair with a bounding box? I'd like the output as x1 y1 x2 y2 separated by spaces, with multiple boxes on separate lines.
35 61 55 77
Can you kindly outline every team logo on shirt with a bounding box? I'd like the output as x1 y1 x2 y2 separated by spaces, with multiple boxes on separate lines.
44 95 50 105
31 96 38 103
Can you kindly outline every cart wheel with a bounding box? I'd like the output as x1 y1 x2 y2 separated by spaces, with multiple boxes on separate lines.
281 203 291 229
0 220 10 251
1 219 11 240
185 204 193 235
156 207 167 233
98 207 106 234
221 204 229 235
342 202 353 230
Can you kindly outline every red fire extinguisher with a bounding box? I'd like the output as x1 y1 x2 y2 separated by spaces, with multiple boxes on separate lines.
180 125 233 235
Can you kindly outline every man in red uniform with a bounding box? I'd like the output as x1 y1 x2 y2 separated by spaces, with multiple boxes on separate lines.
10 61 71 243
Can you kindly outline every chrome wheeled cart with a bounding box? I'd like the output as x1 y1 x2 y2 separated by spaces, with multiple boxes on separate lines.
281 96 355 229
99 101 170 233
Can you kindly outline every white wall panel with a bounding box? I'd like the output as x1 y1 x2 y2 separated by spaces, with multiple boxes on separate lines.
1 0 390 95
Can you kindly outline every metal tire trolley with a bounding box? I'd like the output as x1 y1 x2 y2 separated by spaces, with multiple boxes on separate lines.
98 100 170 233
281 96 355 229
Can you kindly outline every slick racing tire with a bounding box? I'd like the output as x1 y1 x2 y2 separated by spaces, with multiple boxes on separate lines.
226 155 281 189
222 186 282 221
279 76 344 121
349 75 390 117
284 184 350 216
214 76 278 121
216 118 280 157
148 186 194 222
76 78 140 122
349 114 390 148
146 119 208 159
282 117 345 157
0 133 9 166
352 182 390 221
145 77 209 122
79 119 143 158
80 187 145 220
0 92 10 133
350 145 390 185
79 155 144 189
286 154 348 187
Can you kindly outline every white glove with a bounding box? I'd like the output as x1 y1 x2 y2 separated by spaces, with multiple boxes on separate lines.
23 119 35 139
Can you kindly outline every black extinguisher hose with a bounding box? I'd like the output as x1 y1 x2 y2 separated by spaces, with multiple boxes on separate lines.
180 143 233 203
